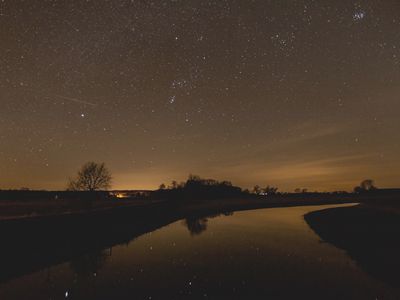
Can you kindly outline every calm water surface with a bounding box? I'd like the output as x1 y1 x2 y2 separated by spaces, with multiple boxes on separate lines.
0 204 398 299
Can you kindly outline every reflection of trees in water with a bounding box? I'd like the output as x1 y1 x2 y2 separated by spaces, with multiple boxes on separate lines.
222 212 233 217
69 249 111 277
184 217 209 236
184 212 234 236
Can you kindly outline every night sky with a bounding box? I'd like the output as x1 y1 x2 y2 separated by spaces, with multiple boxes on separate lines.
1 0 399 191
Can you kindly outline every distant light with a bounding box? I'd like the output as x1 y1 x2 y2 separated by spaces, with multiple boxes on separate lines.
65 291 69 298
80 113 85 118
114 192 127 198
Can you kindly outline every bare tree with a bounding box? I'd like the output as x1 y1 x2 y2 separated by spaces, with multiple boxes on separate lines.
68 162 112 191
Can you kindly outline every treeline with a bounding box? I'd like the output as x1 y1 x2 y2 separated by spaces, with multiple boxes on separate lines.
153 174 246 200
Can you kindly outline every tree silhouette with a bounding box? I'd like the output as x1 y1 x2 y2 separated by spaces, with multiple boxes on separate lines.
360 179 376 191
184 217 208 236
263 185 278 195
253 185 261 195
68 162 112 191
170 180 178 189
294 188 308 193
354 179 377 193
155 174 244 200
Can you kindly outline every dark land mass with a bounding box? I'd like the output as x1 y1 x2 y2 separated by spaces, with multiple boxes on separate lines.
0 193 353 285
1 181 399 285
305 203 400 288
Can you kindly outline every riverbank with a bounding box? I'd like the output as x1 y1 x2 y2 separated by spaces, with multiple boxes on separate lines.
305 204 400 288
0 191 357 222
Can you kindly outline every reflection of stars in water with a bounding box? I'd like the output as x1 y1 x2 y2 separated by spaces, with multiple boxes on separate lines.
353 11 366 21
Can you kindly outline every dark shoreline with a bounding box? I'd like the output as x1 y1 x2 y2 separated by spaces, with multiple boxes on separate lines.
305 204 400 288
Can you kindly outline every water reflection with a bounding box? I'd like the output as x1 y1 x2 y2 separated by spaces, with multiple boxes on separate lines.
0 204 182 283
184 217 208 236
183 212 234 236
70 249 111 277
0 204 399 299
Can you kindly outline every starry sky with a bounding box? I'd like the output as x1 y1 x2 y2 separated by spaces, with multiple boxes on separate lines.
1 0 399 192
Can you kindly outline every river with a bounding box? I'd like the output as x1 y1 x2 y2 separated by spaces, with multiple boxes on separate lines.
0 203 398 299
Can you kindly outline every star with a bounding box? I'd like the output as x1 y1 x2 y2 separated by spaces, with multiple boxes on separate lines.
1 0 399 193
353 11 366 21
